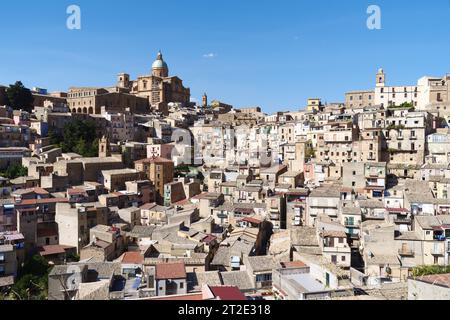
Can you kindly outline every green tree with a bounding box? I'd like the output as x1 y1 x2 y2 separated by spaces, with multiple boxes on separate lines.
8 255 51 300
11 274 48 300
48 128 63 146
412 265 450 277
6 81 34 112
59 119 99 157
1 164 28 179
19 255 51 278
122 148 133 167
305 140 316 160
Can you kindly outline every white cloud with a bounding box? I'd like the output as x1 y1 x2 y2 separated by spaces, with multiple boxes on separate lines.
203 53 217 59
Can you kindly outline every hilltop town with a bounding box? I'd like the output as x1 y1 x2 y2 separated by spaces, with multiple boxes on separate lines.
1 52 450 301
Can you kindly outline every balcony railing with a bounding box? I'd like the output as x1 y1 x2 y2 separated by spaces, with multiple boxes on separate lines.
271 214 280 221
432 247 445 256
398 248 414 257
434 234 446 241
394 218 412 224
365 214 385 220
345 222 359 228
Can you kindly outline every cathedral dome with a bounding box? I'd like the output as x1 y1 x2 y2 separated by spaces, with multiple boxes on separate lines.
152 51 168 70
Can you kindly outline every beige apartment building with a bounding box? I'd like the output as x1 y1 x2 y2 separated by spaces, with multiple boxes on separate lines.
427 129 450 165
319 230 351 268
101 169 143 192
67 87 149 115
348 68 450 110
53 157 124 185
55 203 108 253
316 121 357 165
345 90 375 108
135 157 174 204
352 129 383 163
385 110 430 165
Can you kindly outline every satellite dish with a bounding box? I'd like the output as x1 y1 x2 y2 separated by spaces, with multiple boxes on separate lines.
66 265 83 292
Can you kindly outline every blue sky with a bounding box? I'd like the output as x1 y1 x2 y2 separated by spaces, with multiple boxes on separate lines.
1 0 450 113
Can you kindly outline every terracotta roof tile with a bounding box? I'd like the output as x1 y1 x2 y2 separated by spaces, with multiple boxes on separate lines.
209 286 246 300
121 252 144 264
416 273 450 288
155 262 186 280
38 245 74 256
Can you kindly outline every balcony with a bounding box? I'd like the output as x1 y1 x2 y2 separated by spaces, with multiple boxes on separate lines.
398 248 414 257
434 233 446 241
432 246 445 256
345 222 359 228
394 218 412 224
323 246 351 254
270 214 280 221
364 213 385 220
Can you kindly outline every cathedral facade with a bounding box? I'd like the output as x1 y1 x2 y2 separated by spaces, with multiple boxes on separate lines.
68 51 191 115
117 51 191 113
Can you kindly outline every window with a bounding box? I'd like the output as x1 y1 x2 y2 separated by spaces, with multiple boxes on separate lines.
256 273 272 282
352 171 356 176
180 282 184 289
0 265 4 276
341 256 346 262
0 253 4 262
